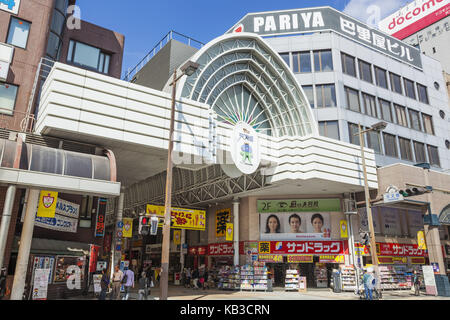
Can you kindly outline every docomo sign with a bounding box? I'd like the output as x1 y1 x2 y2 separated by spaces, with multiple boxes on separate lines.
379 0 450 39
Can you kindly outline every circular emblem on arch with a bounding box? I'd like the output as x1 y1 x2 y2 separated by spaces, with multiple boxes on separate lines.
230 121 260 175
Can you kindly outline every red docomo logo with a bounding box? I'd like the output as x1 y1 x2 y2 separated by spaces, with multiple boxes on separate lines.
388 0 445 30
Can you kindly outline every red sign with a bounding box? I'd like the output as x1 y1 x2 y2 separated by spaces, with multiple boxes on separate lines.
377 243 428 257
103 233 112 256
188 246 207 255
208 243 234 256
89 245 100 273
262 241 346 255
95 198 107 237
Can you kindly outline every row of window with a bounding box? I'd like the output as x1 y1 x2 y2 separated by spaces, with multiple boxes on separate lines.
341 52 429 104
319 120 441 167
280 50 333 73
344 86 434 135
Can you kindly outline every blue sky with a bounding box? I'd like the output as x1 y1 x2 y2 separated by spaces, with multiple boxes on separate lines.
75 0 410 78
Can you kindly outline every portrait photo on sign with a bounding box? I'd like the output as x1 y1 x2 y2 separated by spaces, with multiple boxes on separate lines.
259 212 331 240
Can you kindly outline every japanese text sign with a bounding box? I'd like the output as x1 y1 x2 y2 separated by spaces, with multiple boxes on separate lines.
215 208 231 237
146 204 206 231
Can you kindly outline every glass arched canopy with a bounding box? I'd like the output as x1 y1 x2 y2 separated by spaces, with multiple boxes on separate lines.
177 33 317 137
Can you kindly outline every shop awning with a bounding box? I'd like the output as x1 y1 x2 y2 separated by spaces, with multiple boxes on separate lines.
12 237 91 256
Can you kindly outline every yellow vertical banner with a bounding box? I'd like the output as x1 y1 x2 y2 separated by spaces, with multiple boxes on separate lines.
37 191 58 218
340 220 348 239
216 208 231 237
417 231 427 250
173 230 181 245
122 218 133 238
225 223 233 241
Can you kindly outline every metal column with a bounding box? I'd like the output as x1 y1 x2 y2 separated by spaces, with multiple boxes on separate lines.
0 185 17 269
110 192 124 281
10 188 40 300
233 199 240 266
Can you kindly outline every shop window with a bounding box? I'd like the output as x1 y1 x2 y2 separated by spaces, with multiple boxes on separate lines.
427 145 440 167
316 84 336 108
341 52 356 77
292 51 311 73
302 85 314 108
362 93 377 118
389 72 403 94
404 78 416 99
409 109 422 131
67 40 111 74
374 66 388 89
345 86 360 112
314 50 333 72
7 17 31 49
417 84 429 104
379 99 393 123
399 137 413 161
358 60 372 83
383 133 398 158
319 121 339 140
413 141 427 163
394 104 408 127
0 83 18 115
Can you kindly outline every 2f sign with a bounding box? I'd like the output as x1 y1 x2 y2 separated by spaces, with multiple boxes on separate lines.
253 12 325 33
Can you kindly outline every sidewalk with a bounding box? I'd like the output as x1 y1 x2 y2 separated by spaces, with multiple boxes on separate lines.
72 285 450 301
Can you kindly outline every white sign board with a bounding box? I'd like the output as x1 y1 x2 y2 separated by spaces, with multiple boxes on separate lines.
32 269 50 300
93 274 103 293
422 265 437 296
383 192 404 204
0 60 9 81
230 121 260 175
0 0 21 14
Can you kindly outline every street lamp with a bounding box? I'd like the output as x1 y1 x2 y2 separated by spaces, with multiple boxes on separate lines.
160 60 199 301
354 121 387 294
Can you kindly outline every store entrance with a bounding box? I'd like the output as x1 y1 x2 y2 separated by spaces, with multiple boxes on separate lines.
267 263 285 287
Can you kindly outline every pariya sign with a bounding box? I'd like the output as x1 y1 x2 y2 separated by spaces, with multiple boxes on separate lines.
227 6 422 69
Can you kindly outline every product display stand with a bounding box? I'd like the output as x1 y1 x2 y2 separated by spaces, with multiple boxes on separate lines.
340 265 358 291
314 264 328 288
379 265 420 290
285 269 299 291
252 261 268 291
240 264 254 290
218 266 240 290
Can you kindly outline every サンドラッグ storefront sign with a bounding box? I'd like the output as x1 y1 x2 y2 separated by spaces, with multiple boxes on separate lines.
377 243 428 257
208 243 234 256
146 204 206 231
227 7 422 69
258 241 346 255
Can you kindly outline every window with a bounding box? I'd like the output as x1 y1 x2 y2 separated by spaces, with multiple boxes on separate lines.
348 123 360 146
302 85 314 108
362 93 377 118
395 104 408 127
67 40 111 74
399 137 413 161
0 83 18 115
383 133 398 158
427 145 440 167
375 67 388 89
314 50 333 72
316 84 336 108
413 141 426 163
367 129 382 154
358 60 373 83
319 121 340 140
379 99 393 122
409 109 422 131
422 114 434 135
345 87 360 112
292 51 311 73
280 53 290 68
7 17 31 49
389 72 402 94
341 53 356 77
417 84 429 104
404 78 416 99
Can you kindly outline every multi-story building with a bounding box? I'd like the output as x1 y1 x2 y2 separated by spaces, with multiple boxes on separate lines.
0 0 124 299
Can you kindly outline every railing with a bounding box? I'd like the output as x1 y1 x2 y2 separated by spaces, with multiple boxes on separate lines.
123 30 204 82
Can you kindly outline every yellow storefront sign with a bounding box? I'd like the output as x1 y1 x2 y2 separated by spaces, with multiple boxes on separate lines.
258 242 271 254
122 218 133 238
146 204 206 231
37 191 58 218
215 208 231 237
225 223 233 241
417 231 427 250
340 220 348 239
173 230 181 245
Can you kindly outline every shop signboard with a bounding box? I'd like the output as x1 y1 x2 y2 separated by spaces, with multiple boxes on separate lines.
319 255 344 263
35 214 78 233
93 274 102 293
417 231 427 250
340 220 348 239
258 240 346 255
208 243 234 256
0 0 21 14
173 230 181 245
146 204 206 231
258 254 283 263
32 269 50 300
32 256 55 285
145 244 162 255
89 245 100 273
377 243 428 257
227 6 422 69
188 245 207 255
287 255 313 263
411 257 426 264
95 198 107 237
122 218 133 238
37 191 58 218
215 208 231 237
226 223 233 241
258 199 341 213
422 265 437 296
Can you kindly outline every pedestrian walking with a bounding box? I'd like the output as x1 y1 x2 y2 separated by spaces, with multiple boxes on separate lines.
0 268 7 300
122 266 135 300
99 268 109 300
203 269 209 290
362 268 375 300
138 272 149 300
110 265 123 300
192 268 199 289
185 268 191 288
413 270 420 296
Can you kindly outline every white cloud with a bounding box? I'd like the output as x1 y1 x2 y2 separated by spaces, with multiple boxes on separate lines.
343 0 411 28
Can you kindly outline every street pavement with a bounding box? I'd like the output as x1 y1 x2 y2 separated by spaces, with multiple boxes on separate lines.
71 285 450 301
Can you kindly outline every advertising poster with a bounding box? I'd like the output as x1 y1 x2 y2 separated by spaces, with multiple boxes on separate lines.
93 274 102 293
226 223 233 241
37 191 58 218
32 269 51 300
122 218 133 238
95 198 107 237
173 230 181 245
422 265 437 296
215 208 231 237
89 245 100 273
146 204 206 231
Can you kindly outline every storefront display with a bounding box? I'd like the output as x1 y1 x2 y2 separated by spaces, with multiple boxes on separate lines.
253 262 268 291
284 269 299 291
339 265 358 291
54 256 85 283
218 266 240 290
240 265 254 290
314 263 328 288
